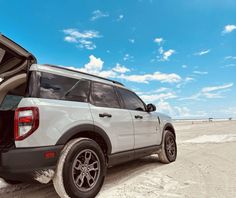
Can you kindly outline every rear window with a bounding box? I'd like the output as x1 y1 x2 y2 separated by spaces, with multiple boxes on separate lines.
39 72 90 103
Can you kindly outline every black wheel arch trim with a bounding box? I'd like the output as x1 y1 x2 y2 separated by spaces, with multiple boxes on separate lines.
162 123 176 142
56 124 112 155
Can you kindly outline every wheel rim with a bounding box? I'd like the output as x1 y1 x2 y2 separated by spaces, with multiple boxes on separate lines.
165 135 176 160
72 149 101 192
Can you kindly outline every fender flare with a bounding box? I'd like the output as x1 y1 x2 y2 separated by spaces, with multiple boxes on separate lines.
56 124 112 154
161 123 176 144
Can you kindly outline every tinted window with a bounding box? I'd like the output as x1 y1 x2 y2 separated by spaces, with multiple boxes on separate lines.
39 72 90 102
91 82 120 108
117 88 146 111
0 95 23 110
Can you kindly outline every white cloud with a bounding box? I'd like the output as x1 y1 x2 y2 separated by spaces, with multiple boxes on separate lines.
112 64 130 73
222 64 236 68
91 10 109 21
63 29 101 50
225 56 236 60
128 39 135 43
159 47 164 54
119 72 181 84
156 101 195 118
154 37 163 45
193 71 208 75
163 49 175 61
157 47 175 61
180 83 234 100
117 15 124 21
222 24 236 34
123 54 134 61
62 55 181 84
140 92 177 103
81 55 104 73
182 65 188 68
201 83 233 93
176 77 194 88
194 49 211 56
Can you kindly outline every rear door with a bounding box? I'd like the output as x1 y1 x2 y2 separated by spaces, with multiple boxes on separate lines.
116 87 161 149
0 34 36 83
89 81 134 154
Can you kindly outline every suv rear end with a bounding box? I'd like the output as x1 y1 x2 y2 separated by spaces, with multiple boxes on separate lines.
0 34 64 182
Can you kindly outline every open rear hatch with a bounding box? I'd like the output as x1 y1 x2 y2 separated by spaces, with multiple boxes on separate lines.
0 34 37 150
0 34 37 82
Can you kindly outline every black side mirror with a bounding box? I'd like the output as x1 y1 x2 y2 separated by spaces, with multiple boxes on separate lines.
147 103 156 112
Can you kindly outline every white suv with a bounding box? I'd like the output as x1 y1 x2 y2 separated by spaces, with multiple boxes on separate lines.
0 34 177 198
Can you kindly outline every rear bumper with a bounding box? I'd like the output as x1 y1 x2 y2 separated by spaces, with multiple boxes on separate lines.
0 145 63 182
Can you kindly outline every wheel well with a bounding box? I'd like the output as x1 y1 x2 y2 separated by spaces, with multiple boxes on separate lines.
165 125 176 139
68 131 109 157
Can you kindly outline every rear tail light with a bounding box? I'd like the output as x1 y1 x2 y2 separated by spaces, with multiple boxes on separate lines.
14 107 39 141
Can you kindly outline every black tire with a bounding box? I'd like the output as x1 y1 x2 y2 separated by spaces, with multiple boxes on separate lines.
3 179 22 185
158 130 177 164
53 138 106 198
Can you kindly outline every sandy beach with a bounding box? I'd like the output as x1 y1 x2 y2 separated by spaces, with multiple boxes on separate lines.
1 120 236 198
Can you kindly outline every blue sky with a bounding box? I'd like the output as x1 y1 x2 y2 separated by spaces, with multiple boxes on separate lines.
1 0 236 118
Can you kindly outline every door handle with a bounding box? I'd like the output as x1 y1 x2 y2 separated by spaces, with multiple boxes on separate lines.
135 115 143 119
99 113 112 118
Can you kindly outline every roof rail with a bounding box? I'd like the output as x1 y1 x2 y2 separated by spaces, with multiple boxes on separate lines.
43 64 124 86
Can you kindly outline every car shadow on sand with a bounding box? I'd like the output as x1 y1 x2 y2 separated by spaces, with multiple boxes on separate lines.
0 155 163 198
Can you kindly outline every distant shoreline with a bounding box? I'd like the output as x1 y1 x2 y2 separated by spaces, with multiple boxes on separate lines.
173 118 235 122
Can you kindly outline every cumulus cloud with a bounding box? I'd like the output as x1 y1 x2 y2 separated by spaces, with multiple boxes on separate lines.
157 47 175 61
63 28 101 50
112 64 130 73
154 37 163 45
194 49 211 56
62 55 182 84
222 24 236 34
81 55 104 73
91 10 109 21
163 49 175 61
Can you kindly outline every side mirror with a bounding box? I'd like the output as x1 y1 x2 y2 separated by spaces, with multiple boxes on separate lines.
147 103 156 112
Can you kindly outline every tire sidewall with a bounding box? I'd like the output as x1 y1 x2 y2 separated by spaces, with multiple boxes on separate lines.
63 139 106 198
163 130 177 162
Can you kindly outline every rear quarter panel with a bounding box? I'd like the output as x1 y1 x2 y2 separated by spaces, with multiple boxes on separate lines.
15 98 94 148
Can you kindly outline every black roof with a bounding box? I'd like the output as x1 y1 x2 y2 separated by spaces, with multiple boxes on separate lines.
43 64 124 86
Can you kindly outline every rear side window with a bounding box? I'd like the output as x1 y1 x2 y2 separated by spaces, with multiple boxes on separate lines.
91 82 120 108
0 95 23 110
39 72 90 102
117 88 146 111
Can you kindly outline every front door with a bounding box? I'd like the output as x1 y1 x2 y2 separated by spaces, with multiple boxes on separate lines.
116 87 161 149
